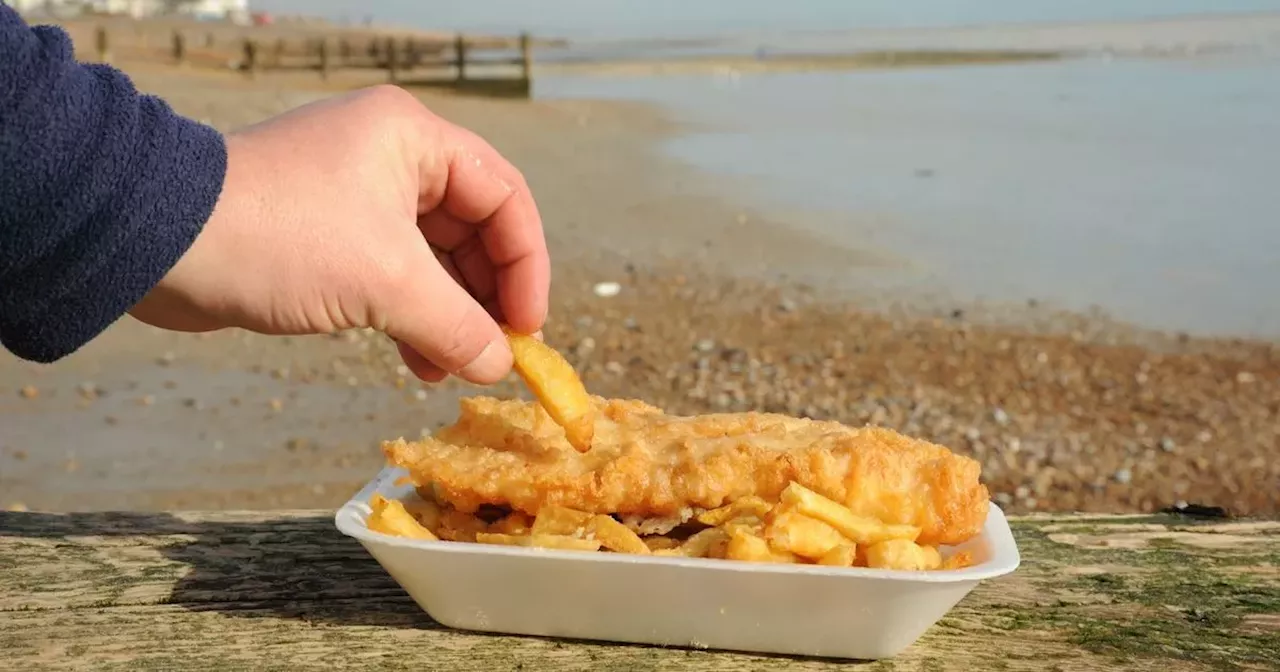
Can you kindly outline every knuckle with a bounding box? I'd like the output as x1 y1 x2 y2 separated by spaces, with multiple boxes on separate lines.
378 252 415 291
360 84 419 111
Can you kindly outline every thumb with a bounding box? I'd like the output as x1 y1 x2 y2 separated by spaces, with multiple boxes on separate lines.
382 249 513 385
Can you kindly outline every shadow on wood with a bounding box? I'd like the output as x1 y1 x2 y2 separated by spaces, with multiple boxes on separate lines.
0 511 433 629
0 511 852 665
3 511 1280 669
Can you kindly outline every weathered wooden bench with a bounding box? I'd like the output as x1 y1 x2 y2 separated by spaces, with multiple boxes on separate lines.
1 511 1275 670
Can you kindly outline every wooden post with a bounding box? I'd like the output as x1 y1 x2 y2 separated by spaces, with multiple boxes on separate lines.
318 39 331 80
274 38 287 67
204 32 215 49
242 39 259 77
172 30 187 66
338 39 351 67
95 26 110 63
385 37 400 83
454 33 467 83
519 32 533 84
404 38 419 69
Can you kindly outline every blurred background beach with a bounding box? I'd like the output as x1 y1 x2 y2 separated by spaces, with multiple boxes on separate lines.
2 0 1277 517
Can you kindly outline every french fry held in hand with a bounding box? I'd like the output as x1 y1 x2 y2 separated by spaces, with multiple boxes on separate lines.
503 327 595 452
368 478 977 571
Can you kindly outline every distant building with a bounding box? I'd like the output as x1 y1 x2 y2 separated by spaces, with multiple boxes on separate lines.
10 0 251 22
174 0 249 22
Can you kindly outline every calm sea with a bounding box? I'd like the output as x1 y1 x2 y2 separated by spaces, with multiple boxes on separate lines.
261 1 1280 337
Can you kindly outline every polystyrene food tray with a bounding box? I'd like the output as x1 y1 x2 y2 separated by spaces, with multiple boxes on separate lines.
335 466 1020 660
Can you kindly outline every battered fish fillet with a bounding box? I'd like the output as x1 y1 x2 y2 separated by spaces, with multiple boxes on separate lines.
383 396 990 547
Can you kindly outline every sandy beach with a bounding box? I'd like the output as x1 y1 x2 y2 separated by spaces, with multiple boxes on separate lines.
1 28 1277 518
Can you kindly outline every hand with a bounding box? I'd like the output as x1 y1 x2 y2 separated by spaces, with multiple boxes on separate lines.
129 86 550 385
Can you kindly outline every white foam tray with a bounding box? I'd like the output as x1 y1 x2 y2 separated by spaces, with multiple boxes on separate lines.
336 466 1020 660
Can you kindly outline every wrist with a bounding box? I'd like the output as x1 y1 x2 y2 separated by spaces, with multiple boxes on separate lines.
128 134 257 332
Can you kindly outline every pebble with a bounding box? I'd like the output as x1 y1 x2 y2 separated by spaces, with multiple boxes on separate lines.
414 389 428 401
138 395 155 406
605 361 625 375
592 281 622 298
1114 468 1133 485
19 385 38 399
1159 437 1177 453
694 339 716 353
992 408 1010 426
268 398 284 412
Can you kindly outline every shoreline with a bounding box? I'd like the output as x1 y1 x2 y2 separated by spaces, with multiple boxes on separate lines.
1 58 1276 518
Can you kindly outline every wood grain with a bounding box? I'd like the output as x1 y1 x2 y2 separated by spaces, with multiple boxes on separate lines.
1 511 1276 671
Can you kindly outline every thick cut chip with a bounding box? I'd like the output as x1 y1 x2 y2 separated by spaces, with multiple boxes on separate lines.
943 550 976 570
589 515 651 554
643 536 682 551
475 532 602 552
818 544 856 567
402 497 443 532
780 482 921 545
726 527 797 564
531 505 594 536
766 510 847 559
679 527 732 558
437 509 489 542
491 511 533 535
367 494 438 541
864 539 944 570
697 496 772 526
504 328 595 452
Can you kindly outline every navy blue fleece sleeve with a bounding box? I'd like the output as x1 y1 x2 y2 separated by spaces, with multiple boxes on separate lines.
0 6 227 363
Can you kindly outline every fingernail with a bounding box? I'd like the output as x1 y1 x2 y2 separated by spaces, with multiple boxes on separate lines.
457 338 513 383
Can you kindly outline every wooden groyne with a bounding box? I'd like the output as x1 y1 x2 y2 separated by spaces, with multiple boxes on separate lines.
62 18 540 97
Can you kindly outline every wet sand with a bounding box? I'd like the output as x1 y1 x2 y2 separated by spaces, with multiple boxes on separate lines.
2 57 1277 517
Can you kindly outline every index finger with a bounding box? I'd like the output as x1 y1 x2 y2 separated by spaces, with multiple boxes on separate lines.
432 124 550 335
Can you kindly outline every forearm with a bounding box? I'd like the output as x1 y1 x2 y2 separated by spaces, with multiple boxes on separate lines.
0 6 227 362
